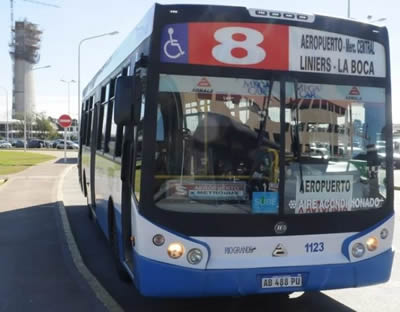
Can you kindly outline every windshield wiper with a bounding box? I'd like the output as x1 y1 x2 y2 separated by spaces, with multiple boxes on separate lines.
293 81 304 193
256 79 274 146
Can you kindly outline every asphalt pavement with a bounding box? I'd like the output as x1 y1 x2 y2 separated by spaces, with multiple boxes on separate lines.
0 155 108 312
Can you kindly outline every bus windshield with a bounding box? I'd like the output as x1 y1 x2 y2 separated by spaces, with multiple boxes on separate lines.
153 74 281 214
152 74 387 215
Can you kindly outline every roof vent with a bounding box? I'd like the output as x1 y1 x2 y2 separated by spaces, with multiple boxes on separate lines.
249 8 315 23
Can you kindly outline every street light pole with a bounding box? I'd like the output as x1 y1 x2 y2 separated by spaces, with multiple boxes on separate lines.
0 86 8 141
77 31 118 127
347 0 350 18
60 79 76 140
24 65 51 151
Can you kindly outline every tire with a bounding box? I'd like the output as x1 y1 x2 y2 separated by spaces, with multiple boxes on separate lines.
109 208 131 283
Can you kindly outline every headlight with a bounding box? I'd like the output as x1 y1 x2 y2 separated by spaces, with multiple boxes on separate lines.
187 248 203 265
351 243 366 258
366 237 379 251
167 242 184 259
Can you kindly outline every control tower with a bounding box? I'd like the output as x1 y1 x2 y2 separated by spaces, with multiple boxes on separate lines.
9 20 42 120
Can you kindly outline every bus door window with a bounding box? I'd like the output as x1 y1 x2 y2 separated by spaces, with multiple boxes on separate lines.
133 94 146 201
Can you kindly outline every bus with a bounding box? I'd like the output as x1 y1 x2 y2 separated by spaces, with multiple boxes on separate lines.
78 3 394 297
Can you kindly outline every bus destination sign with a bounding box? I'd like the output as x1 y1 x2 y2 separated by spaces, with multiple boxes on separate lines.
160 23 385 78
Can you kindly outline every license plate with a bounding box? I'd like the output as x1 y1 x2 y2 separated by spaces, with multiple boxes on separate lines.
261 274 302 288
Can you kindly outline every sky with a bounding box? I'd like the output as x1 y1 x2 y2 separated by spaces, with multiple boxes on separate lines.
0 0 399 121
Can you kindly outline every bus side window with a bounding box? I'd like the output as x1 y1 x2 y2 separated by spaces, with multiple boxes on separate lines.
97 86 107 150
102 103 110 153
108 78 117 155
86 99 93 146
80 102 87 144
103 82 113 153
97 104 105 150
109 101 117 155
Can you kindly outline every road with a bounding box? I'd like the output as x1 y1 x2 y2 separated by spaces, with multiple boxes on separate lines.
0 152 108 312
62 166 400 312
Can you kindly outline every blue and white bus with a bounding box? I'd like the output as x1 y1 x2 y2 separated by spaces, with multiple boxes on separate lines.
78 3 394 297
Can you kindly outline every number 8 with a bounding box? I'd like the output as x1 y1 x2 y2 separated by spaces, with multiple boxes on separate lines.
212 27 266 65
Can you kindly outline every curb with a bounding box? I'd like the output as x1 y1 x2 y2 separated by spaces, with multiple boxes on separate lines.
57 165 123 312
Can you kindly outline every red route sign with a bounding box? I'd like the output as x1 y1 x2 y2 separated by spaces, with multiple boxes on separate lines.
58 114 72 128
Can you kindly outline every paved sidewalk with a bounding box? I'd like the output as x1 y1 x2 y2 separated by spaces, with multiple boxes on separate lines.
0 157 108 312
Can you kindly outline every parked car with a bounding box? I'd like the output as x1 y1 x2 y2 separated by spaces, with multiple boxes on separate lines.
43 140 53 148
377 147 400 169
0 140 12 148
52 139 64 148
12 139 25 148
309 147 330 160
56 140 79 150
28 139 45 148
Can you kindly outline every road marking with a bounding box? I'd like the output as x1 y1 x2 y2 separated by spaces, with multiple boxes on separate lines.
57 165 123 312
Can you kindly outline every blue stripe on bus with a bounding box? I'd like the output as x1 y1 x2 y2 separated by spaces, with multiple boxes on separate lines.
133 249 394 297
341 213 394 260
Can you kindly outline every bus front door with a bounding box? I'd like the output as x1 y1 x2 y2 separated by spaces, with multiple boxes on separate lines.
120 124 135 272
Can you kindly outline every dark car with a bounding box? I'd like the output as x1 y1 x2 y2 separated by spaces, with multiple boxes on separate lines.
12 140 25 148
28 139 45 148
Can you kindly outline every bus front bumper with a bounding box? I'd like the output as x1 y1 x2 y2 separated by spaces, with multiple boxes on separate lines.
133 249 394 297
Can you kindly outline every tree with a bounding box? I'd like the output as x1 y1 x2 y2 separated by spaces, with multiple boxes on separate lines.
34 113 57 139
13 112 33 138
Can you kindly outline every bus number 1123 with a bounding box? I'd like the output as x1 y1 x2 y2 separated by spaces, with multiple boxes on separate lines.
305 242 325 253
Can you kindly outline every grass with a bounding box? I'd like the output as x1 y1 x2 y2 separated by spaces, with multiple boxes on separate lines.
0 151 56 175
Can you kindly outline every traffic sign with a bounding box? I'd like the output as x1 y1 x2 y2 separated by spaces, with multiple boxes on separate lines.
58 114 72 128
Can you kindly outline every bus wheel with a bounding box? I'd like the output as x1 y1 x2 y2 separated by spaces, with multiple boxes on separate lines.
109 208 131 283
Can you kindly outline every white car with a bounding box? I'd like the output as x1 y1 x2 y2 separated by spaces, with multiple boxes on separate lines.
309 147 330 160
56 141 79 150
0 141 12 148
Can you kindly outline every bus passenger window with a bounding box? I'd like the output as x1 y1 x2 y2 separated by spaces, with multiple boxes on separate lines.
86 100 93 146
97 104 105 150
105 102 114 154
109 101 117 155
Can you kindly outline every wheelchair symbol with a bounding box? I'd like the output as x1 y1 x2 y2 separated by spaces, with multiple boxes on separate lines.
163 27 185 59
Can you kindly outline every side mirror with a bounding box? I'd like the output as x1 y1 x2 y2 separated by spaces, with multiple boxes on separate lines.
114 76 141 125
